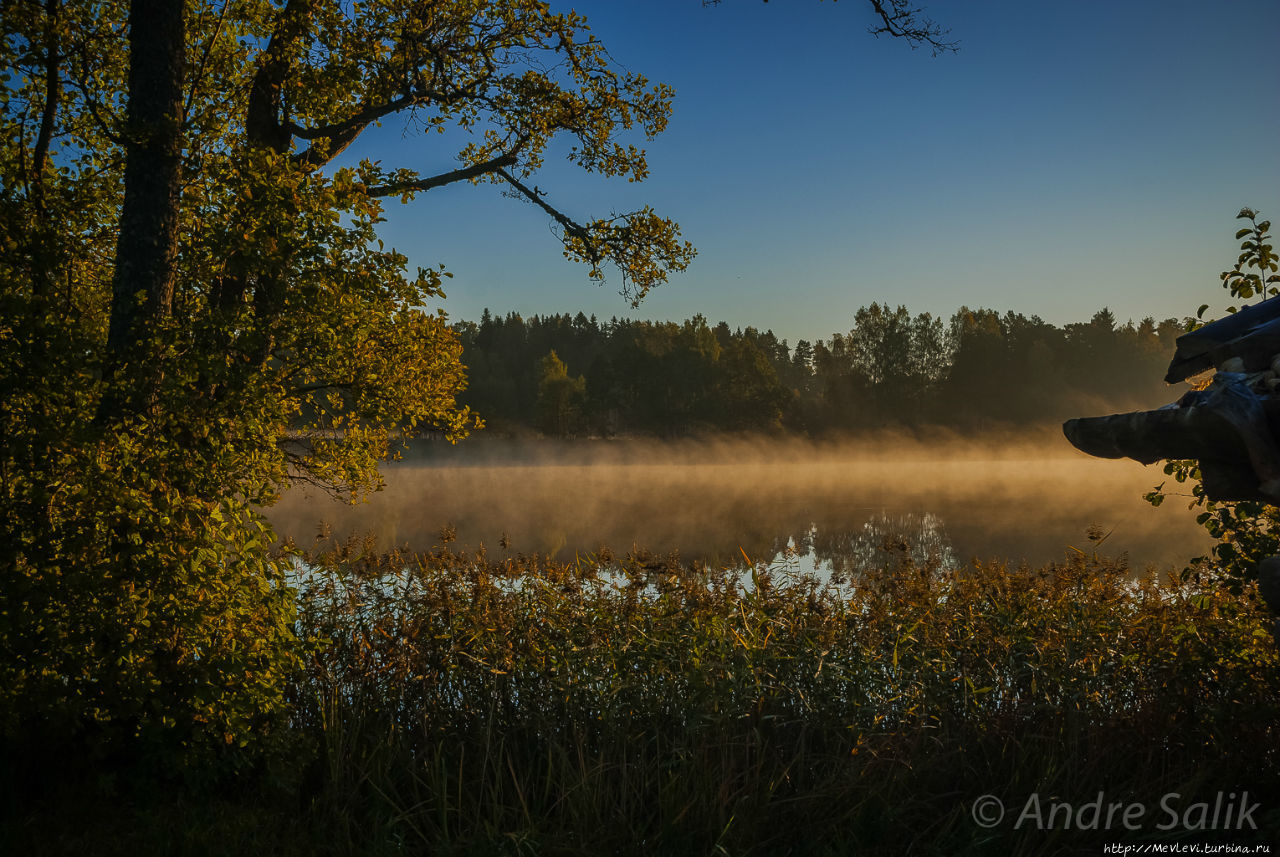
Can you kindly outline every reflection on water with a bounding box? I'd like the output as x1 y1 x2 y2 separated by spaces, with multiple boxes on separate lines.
268 433 1214 573
830 512 958 580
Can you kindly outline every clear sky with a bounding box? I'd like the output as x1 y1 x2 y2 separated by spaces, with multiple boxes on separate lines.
360 0 1280 346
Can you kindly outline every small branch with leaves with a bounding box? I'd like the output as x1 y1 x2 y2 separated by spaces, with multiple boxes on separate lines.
1221 207 1279 304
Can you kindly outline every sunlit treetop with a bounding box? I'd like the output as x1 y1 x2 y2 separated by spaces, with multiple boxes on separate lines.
253 0 695 303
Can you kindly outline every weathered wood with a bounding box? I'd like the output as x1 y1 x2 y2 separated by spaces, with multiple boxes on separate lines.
1064 406 1238 464
1083 299 1280 625
1166 298 1280 383
1063 376 1280 502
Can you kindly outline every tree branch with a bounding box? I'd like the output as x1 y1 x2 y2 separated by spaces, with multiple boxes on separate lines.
31 0 60 194
28 0 62 298
245 0 313 152
285 81 498 171
287 381 356 397
284 94 417 141
368 152 520 198
866 0 956 55
291 119 369 171
66 67 128 146
494 166 596 260
183 0 233 124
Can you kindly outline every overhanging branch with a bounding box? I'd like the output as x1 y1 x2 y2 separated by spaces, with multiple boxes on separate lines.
867 0 956 55
494 166 597 261
284 94 416 142
368 152 519 198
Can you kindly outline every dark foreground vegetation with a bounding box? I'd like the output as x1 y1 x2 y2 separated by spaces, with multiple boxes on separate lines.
5 543 1277 856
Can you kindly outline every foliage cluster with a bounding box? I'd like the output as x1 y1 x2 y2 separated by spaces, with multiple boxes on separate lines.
456 305 1183 437
1202 208 1280 312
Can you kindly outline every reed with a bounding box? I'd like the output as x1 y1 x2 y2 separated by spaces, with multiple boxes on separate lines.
283 539 1280 855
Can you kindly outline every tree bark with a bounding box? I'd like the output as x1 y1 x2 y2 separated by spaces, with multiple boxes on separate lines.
27 0 62 300
103 0 186 365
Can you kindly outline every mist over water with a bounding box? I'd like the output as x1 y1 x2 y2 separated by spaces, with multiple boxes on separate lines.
268 430 1214 573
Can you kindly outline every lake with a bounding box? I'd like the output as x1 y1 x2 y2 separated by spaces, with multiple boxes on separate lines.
268 431 1215 574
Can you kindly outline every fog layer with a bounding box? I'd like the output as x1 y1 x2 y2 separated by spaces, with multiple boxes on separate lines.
269 431 1213 571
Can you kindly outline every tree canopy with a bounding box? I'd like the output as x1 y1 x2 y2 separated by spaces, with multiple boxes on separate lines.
5 0 698 487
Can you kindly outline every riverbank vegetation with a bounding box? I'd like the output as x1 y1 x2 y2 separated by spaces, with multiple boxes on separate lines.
5 543 1277 855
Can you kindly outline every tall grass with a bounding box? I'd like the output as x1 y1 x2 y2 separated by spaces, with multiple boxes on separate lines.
286 540 1280 856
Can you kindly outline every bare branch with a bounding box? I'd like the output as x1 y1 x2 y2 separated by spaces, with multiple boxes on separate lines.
740 1 957 55
494 166 596 257
866 0 956 55
284 94 417 141
285 81 497 171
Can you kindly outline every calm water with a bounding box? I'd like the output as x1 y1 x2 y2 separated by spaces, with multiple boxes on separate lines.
268 433 1214 574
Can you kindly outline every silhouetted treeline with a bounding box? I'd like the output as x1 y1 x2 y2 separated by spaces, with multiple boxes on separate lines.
452 306 1184 436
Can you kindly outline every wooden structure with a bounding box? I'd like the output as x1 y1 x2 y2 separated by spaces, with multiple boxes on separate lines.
1064 299 1280 503
1063 298 1280 632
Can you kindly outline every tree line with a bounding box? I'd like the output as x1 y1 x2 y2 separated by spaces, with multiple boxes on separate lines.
455 305 1185 436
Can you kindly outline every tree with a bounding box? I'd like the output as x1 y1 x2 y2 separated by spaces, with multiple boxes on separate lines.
535 350 586 437
715 335 790 430
0 0 694 758
843 303 950 422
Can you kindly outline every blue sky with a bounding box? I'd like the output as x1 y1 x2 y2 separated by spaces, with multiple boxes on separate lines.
362 0 1280 346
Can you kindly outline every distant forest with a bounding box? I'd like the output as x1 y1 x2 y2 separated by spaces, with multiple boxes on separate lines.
452 306 1186 437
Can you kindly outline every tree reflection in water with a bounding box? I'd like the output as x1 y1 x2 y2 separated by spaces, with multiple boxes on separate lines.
772 513 957 582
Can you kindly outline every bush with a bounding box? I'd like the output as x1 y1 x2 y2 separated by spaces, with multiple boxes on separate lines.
0 422 301 781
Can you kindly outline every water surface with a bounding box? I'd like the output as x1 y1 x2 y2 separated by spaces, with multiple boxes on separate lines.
269 432 1214 573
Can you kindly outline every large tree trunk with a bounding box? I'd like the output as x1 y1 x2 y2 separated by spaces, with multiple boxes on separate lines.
101 0 185 412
